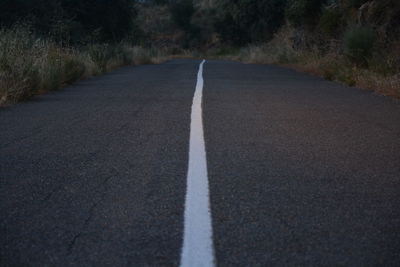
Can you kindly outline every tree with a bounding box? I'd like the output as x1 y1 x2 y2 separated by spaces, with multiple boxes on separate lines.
0 0 63 31
213 0 288 45
0 0 136 43
170 0 195 32
286 0 327 27
60 0 135 43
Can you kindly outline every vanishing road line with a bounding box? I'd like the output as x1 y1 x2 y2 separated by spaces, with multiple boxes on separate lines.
180 60 215 267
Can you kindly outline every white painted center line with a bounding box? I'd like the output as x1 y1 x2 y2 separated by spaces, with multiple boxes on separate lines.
180 60 215 267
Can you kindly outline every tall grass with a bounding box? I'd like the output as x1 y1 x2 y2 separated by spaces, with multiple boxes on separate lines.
233 26 400 98
0 27 167 105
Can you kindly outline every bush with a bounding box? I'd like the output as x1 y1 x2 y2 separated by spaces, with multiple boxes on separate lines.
87 44 116 73
344 26 376 65
286 0 326 27
214 0 288 45
336 65 356 86
318 6 342 37
0 0 136 44
0 27 166 105
170 0 195 33
63 55 86 84
40 50 64 91
0 27 41 101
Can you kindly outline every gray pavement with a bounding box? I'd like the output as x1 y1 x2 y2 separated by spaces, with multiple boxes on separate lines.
1 59 400 266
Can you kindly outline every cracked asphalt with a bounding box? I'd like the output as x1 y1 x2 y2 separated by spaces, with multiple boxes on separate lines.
1 59 400 266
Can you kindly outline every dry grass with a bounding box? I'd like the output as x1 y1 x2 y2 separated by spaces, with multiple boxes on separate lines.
232 26 400 98
353 70 400 97
0 27 169 105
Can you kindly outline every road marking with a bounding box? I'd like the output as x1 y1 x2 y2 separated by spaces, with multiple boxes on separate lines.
180 60 215 267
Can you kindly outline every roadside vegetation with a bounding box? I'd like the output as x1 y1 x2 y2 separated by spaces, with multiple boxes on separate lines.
128 0 400 98
0 0 170 105
230 0 400 98
1 0 399 105
0 27 167 104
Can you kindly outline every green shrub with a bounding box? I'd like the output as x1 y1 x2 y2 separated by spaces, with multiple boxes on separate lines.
337 66 356 86
63 56 86 84
0 27 41 101
277 49 298 64
286 0 326 27
215 47 240 57
40 49 64 91
131 46 153 65
320 60 340 80
214 0 288 45
88 44 116 73
119 47 133 65
344 26 376 65
319 7 342 36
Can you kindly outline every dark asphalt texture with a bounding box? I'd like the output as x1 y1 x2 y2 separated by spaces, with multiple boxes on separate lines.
1 59 400 266
0 60 200 266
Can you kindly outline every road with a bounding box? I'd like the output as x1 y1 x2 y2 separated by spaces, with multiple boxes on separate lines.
1 59 400 266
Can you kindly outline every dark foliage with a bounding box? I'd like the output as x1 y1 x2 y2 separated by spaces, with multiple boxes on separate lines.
286 0 327 27
0 0 135 43
213 0 288 45
170 0 195 32
344 25 376 65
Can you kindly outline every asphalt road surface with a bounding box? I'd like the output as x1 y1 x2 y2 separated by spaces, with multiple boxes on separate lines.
1 59 400 266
